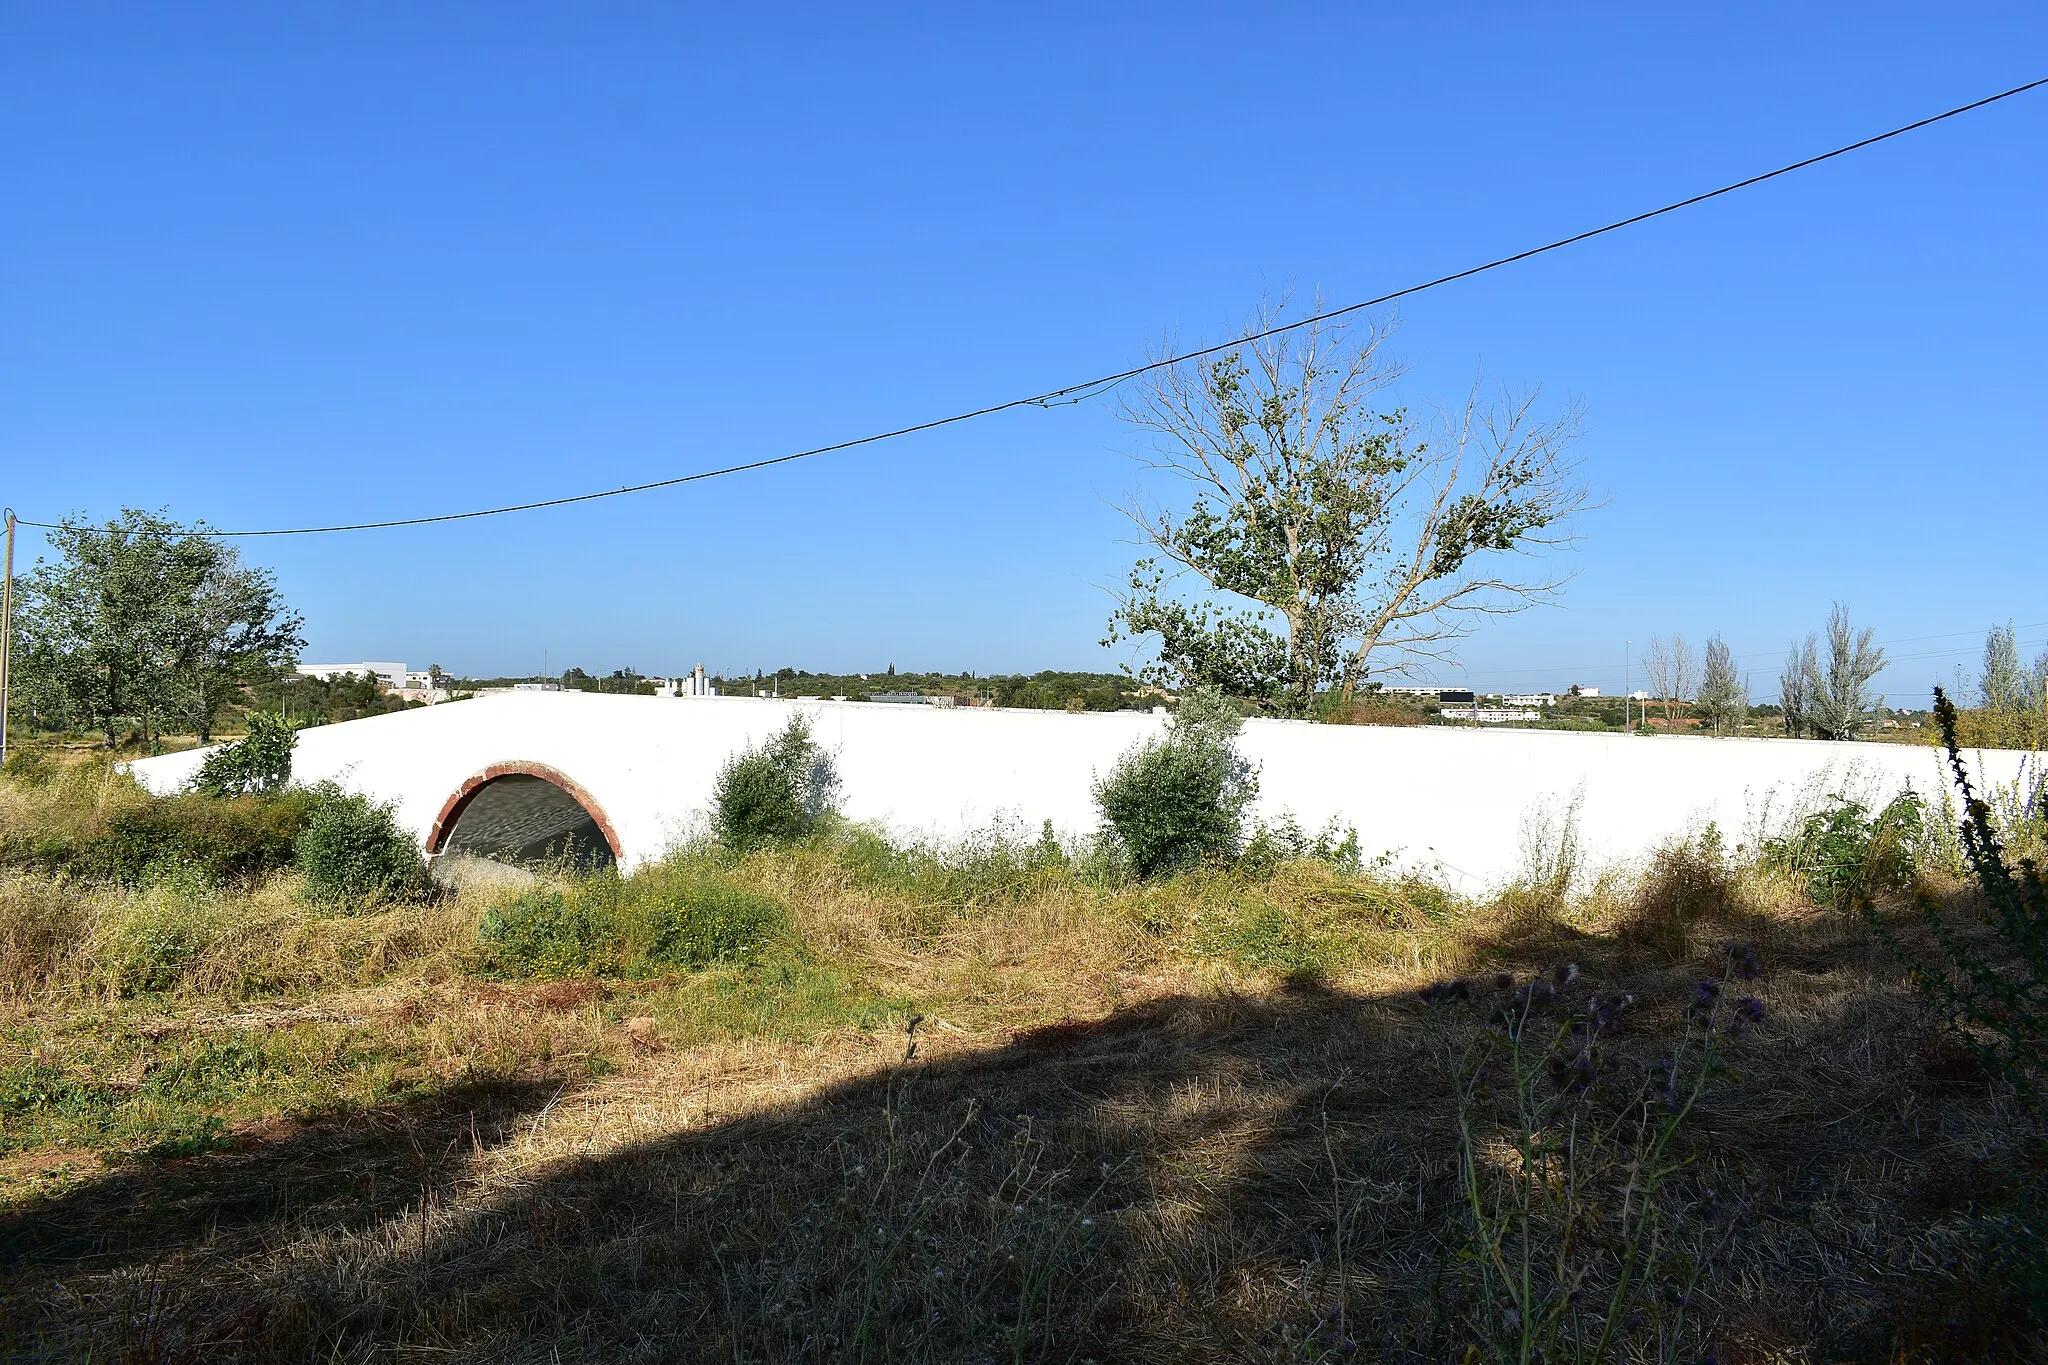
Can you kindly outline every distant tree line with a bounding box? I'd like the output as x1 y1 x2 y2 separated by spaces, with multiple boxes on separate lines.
707 668 1155 712
561 667 659 697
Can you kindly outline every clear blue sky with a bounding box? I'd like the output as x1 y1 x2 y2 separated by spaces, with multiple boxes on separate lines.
3 4 2043 700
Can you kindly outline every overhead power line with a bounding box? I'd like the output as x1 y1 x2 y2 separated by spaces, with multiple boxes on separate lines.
16 73 2048 540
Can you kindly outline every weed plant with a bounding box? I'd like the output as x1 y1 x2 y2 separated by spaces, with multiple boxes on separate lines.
1760 791 1931 912
826 820 1093 939
1871 689 2048 1325
0 775 316 887
1621 825 1742 959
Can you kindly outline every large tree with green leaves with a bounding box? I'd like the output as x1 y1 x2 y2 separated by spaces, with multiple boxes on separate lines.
15 509 304 746
1103 303 1586 717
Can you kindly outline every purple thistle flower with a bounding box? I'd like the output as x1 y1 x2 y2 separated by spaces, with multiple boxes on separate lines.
1733 997 1765 1027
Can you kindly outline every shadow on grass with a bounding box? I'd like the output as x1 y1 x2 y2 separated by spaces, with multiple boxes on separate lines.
0 1076 563 1277
1 946 2039 1363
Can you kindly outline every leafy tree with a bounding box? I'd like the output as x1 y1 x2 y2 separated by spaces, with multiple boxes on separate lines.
1104 302 1585 717
169 540 305 740
14 510 302 746
1093 687 1258 876
1694 635 1747 736
1800 603 1886 741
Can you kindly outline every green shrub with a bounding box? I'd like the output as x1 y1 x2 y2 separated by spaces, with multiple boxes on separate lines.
296 785 429 907
191 710 297 797
1762 790 1929 909
1093 687 1257 878
475 865 791 978
712 716 840 853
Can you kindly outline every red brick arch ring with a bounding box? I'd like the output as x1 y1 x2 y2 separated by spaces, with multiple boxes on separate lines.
424 761 624 861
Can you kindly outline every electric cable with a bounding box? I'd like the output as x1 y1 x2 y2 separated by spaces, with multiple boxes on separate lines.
14 74 2046 539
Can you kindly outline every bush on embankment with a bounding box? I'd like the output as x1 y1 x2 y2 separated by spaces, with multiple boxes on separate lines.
474 863 794 978
294 785 432 908
0 761 318 886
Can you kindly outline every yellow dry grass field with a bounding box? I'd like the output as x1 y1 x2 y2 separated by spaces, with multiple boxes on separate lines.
0 762 2043 1363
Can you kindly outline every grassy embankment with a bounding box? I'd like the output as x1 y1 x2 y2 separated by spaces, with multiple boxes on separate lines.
1 757 2043 1361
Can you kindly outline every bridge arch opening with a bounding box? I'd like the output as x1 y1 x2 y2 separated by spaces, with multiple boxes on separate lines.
426 762 621 871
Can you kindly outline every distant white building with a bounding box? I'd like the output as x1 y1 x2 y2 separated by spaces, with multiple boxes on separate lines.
298 661 407 690
1499 693 1555 708
1376 685 1448 698
1567 685 1602 698
650 667 719 699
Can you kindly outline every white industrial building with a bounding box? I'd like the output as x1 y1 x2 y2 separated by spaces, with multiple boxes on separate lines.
296 661 408 689
124 691 2029 894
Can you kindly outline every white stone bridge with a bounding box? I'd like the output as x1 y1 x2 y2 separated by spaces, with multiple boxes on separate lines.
126 692 2027 892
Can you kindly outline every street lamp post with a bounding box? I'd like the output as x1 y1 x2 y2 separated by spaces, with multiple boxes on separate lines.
1624 639 1632 734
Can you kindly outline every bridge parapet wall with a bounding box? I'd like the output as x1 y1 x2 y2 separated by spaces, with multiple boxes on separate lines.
125 692 2028 891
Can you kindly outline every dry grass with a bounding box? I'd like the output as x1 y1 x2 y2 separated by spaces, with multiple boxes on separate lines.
0 786 2043 1362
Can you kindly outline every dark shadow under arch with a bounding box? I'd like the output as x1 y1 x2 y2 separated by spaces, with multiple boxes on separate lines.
425 761 622 869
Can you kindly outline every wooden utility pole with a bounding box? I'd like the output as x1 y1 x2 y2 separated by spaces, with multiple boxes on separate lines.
1 509 15 769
